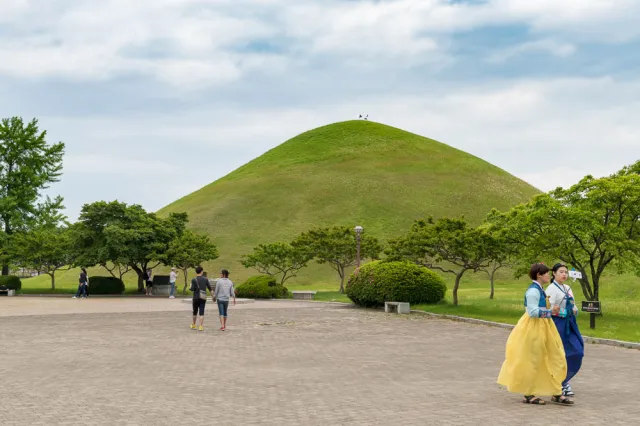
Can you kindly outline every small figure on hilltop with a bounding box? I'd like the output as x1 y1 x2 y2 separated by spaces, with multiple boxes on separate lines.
497 263 574 406
547 263 584 397
358 114 368 120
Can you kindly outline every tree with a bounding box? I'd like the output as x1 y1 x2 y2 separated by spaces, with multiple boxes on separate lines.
476 224 517 299
386 217 494 305
9 226 74 289
487 169 640 310
164 230 219 294
0 116 65 275
73 201 188 292
292 226 383 293
241 242 312 285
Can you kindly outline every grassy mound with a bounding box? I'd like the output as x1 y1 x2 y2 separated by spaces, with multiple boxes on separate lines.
158 120 539 285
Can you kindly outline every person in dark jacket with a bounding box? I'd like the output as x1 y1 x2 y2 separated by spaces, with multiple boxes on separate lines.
73 268 89 299
190 266 213 331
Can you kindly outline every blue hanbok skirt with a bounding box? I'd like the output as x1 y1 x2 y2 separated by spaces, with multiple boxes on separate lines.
552 315 584 384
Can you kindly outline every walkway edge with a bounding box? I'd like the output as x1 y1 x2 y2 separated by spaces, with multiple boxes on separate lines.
410 309 640 351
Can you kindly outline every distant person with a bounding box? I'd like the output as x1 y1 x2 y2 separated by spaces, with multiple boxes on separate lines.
497 263 573 406
169 267 177 299
73 268 89 299
145 268 154 296
213 269 236 331
547 263 584 397
190 266 213 331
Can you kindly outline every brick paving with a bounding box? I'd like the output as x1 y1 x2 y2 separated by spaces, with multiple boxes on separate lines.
0 298 639 425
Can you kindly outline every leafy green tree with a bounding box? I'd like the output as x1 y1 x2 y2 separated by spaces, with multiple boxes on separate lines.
241 242 312 285
0 116 65 275
486 168 640 305
476 223 517 299
293 226 382 293
164 230 219 294
73 201 188 292
386 217 494 305
9 226 74 289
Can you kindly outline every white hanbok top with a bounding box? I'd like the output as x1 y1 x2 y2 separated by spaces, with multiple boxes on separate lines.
546 281 578 316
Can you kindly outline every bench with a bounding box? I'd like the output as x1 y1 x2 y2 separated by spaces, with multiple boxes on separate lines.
0 289 15 296
384 301 410 314
292 291 317 300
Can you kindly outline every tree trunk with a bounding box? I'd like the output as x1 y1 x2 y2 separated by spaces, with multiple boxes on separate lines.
183 269 189 295
50 272 55 290
489 270 495 300
2 220 10 275
130 264 145 293
338 266 345 293
452 270 466 306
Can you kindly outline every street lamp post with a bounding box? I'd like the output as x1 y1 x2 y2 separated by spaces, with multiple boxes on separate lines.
354 225 363 269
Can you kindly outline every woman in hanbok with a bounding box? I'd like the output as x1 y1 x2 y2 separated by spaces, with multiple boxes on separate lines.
547 263 584 397
497 263 574 405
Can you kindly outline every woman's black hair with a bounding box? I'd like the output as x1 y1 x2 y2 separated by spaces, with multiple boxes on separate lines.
81 268 87 274
550 263 567 282
529 263 550 281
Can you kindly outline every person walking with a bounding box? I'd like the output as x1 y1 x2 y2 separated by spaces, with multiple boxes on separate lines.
73 268 89 299
213 269 236 331
497 263 573 406
190 266 213 331
547 263 584 397
169 267 177 299
145 268 154 296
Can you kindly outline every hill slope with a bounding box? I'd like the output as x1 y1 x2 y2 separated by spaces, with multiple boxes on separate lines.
159 121 540 286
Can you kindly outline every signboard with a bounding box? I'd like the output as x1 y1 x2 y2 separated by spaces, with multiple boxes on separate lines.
582 301 601 313
569 270 582 280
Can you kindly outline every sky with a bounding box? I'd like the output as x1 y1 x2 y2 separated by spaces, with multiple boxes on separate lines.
1 0 640 221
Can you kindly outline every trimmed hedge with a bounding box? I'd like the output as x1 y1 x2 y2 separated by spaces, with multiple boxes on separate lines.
0 275 22 291
87 276 125 294
235 275 290 299
346 261 447 307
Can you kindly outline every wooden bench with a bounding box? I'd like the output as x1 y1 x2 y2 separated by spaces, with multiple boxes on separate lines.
384 301 410 314
292 291 317 300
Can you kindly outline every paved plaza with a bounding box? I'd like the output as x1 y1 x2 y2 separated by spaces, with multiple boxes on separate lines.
1 297 639 425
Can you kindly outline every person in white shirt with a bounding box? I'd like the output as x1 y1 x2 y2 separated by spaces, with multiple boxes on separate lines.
213 269 236 331
546 263 584 397
169 267 177 299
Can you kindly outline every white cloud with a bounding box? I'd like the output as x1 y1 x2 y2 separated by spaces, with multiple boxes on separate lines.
3 0 640 85
487 39 576 63
3 0 640 220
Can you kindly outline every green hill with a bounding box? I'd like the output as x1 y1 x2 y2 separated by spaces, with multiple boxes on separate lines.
158 120 540 286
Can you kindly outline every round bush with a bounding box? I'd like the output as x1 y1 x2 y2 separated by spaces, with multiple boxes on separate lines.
87 276 125 294
346 261 447 307
235 275 289 299
0 275 22 291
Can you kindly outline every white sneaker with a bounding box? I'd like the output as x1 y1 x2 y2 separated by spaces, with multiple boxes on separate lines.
72 296 77 299
169 296 175 299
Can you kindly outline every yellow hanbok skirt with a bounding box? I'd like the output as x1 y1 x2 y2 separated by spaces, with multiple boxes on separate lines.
497 313 567 396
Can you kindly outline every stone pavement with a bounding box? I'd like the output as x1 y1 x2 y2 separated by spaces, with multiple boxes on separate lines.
0 298 638 425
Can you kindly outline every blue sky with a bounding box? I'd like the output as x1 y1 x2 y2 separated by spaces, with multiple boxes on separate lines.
1 0 640 221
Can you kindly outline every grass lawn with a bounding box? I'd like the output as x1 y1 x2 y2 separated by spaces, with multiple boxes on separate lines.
414 273 640 343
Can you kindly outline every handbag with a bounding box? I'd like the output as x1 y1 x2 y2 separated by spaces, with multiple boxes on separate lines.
197 277 208 301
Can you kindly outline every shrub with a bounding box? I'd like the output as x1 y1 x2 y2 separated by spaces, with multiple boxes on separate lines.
346 261 447 307
235 275 290 299
0 275 22 291
88 276 125 295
